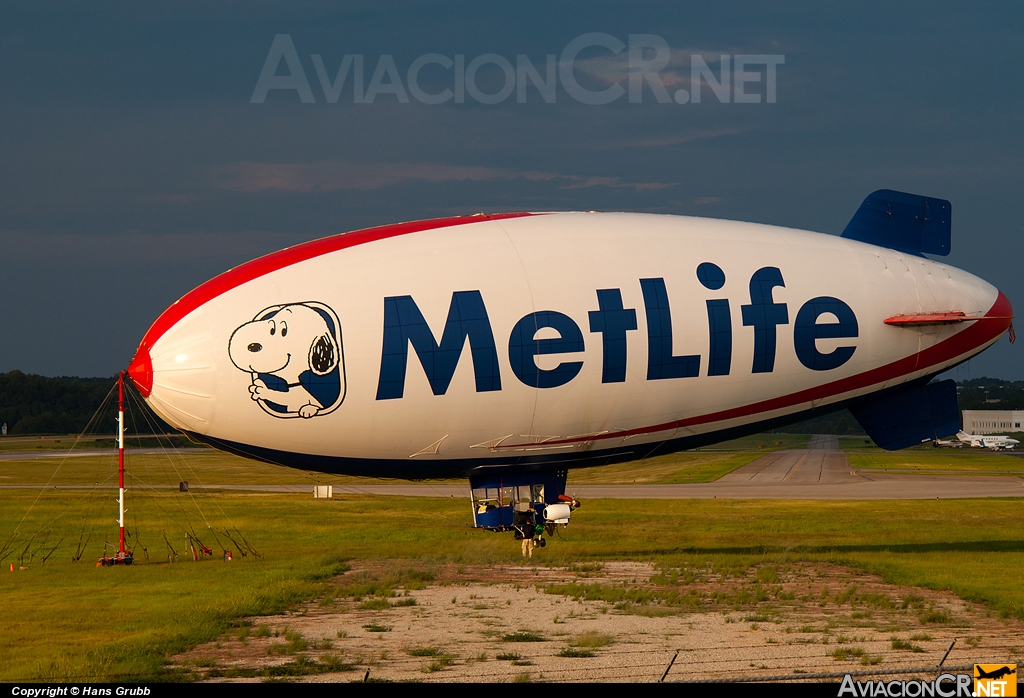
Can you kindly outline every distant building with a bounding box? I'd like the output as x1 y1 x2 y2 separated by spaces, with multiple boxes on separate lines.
962 410 1024 434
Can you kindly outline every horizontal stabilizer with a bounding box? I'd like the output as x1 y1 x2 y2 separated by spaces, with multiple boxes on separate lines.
885 312 1013 327
884 312 968 326
842 189 951 256
849 380 959 451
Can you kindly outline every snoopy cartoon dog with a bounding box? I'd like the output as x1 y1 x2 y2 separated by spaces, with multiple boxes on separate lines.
228 302 345 418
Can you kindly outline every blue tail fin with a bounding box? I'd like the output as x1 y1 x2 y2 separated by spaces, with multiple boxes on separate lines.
841 189 951 256
849 379 959 450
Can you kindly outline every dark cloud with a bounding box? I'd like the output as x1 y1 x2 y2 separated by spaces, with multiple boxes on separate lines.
0 1 1021 378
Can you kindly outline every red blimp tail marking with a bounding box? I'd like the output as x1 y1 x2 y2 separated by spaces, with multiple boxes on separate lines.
498 290 1014 450
126 212 538 397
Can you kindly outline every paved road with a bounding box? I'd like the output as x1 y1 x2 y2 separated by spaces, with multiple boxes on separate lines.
806 434 839 450
717 448 857 486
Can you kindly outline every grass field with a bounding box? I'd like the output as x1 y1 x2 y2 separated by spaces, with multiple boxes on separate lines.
3 485 1024 682
849 451 1024 474
0 450 380 487
691 433 811 451
3 438 1024 682
837 436 879 451
0 435 193 453
566 451 763 484
0 432 804 488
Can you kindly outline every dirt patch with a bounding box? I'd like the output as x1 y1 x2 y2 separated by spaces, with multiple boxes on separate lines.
173 561 1024 683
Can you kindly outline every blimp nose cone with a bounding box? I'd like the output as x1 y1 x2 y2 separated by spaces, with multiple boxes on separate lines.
131 306 218 434
127 346 153 397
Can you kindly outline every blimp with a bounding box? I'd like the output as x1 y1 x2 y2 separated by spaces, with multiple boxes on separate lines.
126 190 1013 535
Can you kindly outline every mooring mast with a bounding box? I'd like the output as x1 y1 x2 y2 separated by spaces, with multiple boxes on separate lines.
100 372 133 566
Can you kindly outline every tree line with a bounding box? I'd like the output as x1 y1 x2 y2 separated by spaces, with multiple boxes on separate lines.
0 371 169 436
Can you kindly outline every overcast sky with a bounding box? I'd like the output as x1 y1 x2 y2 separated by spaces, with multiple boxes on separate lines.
1 1 1021 379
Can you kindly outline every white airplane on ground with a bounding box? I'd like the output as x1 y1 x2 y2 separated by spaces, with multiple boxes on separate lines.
126 189 1015 536
955 431 1020 450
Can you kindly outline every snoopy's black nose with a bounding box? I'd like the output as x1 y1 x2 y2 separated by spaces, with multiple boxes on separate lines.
247 343 262 353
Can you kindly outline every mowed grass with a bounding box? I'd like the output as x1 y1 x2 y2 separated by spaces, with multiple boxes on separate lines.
0 435 194 454
0 434 797 488
0 490 465 682
0 449 466 487
567 433 809 484
567 451 763 484
838 437 879 451
3 488 1024 681
692 433 811 451
849 451 1024 475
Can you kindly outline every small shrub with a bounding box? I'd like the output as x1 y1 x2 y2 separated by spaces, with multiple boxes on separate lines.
891 638 924 652
319 654 353 672
363 623 391 633
919 610 951 624
569 631 613 648
901 594 925 609
359 598 391 611
830 647 866 661
407 647 443 657
284 630 308 653
558 648 595 658
835 585 858 606
420 655 456 672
